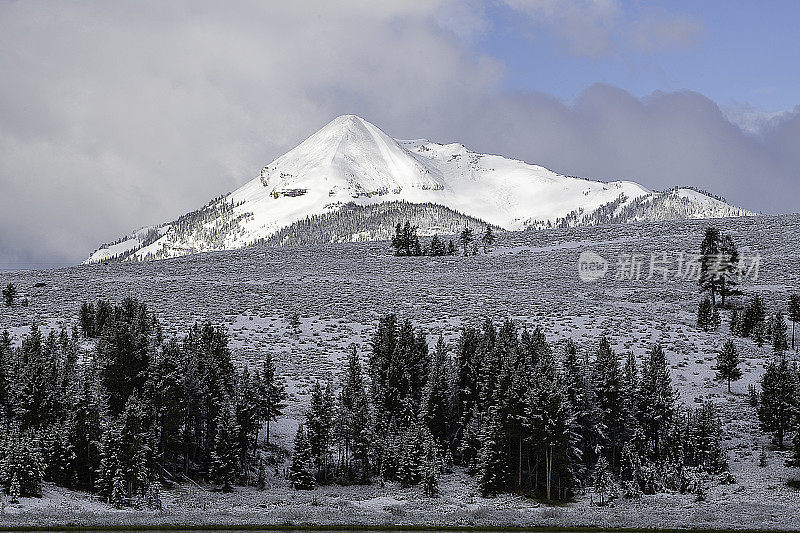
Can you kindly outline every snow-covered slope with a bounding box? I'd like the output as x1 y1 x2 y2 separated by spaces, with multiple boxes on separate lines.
84 115 755 263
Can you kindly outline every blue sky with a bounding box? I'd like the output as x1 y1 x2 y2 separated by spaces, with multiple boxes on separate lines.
480 1 799 114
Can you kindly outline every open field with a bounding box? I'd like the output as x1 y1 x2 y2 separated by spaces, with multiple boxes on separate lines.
1 215 799 529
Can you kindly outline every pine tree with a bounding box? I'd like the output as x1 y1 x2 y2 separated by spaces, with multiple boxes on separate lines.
2 283 17 307
481 226 496 254
730 308 741 336
111 469 126 508
397 424 425 487
718 233 740 307
447 240 456 256
289 424 315 490
758 356 798 448
422 336 452 451
711 305 721 330
428 234 445 256
306 381 335 482
697 297 713 331
637 344 676 459
562 339 597 482
592 456 614 506
256 353 287 448
234 367 260 485
716 339 742 393
593 337 625 468
0 330 10 423
478 405 507 496
770 312 789 355
79 301 96 337
337 346 372 482
699 226 722 306
788 294 800 350
459 227 474 256
698 227 738 307
529 356 577 501
422 431 439 497
210 401 239 491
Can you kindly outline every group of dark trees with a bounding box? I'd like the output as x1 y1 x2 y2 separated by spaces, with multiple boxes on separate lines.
0 298 286 506
693 226 800 469
289 314 729 503
2 283 17 307
390 221 496 257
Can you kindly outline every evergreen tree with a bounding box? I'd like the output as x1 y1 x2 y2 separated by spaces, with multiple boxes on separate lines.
718 233 740 307
716 340 742 393
0 429 44 497
477 405 507 496
698 226 722 306
306 381 335 482
0 330 11 423
711 305 721 330
758 356 798 448
96 298 154 415
697 297 713 331
729 308 741 336
770 312 789 355
79 301 96 337
337 346 372 482
256 353 287 448
481 226 496 253
2 283 17 307
592 337 625 468
428 234 446 256
562 339 597 482
289 424 315 490
459 227 474 256
592 456 614 506
422 336 453 451
528 353 577 501
698 227 738 307
447 240 456 256
740 295 766 338
637 344 676 459
234 367 260 485
788 294 800 350
210 401 239 491
16 323 59 430
68 367 102 491
422 431 439 497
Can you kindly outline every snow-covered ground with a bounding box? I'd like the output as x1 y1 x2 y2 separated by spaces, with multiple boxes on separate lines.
3 214 799 528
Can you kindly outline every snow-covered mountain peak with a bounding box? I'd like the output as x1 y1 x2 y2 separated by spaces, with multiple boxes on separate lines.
257 114 444 197
84 116 755 263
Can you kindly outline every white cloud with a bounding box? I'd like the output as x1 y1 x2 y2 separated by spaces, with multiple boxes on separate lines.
0 1 796 268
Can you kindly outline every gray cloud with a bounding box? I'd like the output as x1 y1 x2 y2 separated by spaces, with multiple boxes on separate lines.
0 1 797 269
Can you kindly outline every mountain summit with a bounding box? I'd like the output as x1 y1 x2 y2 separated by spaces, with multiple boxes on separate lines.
258 114 444 196
85 115 754 263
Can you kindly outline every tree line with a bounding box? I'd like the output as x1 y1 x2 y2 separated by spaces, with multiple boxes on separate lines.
289 314 733 503
0 298 286 506
3 299 798 507
390 221 496 257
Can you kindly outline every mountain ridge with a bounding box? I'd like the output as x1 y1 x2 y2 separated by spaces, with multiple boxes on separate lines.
85 115 755 263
